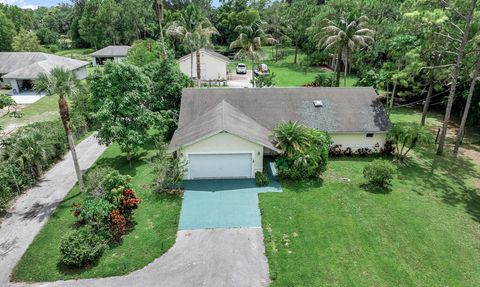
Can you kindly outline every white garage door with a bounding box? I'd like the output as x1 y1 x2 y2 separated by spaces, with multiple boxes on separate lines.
188 153 253 179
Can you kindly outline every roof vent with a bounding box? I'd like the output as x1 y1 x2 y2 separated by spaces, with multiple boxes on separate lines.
313 100 323 107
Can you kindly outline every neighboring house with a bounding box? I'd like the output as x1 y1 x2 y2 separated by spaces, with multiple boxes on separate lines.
90 45 130 66
0 52 88 94
178 48 229 81
169 87 391 179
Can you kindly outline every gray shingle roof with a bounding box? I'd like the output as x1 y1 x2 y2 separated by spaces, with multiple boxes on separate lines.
169 100 279 152
0 52 88 79
170 87 391 151
178 48 229 63
90 45 131 57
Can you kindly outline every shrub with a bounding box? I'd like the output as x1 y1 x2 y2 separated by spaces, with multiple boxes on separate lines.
72 198 114 229
303 73 334 87
253 72 276 88
274 121 331 179
84 166 116 197
387 122 433 162
255 171 269 186
153 142 186 193
363 159 397 188
101 171 132 205
59 227 107 267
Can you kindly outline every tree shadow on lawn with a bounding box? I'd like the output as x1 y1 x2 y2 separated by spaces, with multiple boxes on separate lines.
93 150 149 178
361 183 392 194
397 147 480 222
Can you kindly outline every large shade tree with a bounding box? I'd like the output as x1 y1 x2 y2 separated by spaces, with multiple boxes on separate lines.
34 68 85 192
315 15 375 86
229 20 276 87
166 3 218 86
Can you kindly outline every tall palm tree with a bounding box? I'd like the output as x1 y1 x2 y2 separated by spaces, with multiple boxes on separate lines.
166 4 218 86
316 15 375 86
274 121 311 158
230 21 276 87
34 67 85 192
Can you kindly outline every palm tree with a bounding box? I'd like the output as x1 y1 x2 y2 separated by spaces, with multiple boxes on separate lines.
166 4 218 87
153 0 167 56
274 121 311 158
316 15 375 87
230 21 276 87
5 129 53 178
34 67 85 192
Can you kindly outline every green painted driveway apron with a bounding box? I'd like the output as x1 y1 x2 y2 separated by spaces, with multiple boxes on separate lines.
179 178 281 230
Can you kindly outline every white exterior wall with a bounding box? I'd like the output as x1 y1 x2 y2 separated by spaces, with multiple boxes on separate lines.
178 52 228 81
74 66 88 80
180 132 264 178
114 56 126 63
9 79 19 92
331 132 387 150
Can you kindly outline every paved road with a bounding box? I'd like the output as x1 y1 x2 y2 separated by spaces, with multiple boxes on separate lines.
0 134 107 286
10 228 270 287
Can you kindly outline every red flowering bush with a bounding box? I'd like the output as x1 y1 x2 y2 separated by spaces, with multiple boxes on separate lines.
120 188 141 217
109 209 127 239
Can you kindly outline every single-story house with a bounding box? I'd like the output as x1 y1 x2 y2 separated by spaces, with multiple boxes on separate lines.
169 87 391 179
0 52 88 94
178 48 229 81
90 45 130 66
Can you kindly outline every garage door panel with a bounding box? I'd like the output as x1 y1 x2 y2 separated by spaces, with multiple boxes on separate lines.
189 153 252 179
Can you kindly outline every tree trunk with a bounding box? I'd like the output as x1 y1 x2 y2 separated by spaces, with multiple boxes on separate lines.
58 95 84 192
421 78 434 126
453 56 480 155
390 81 397 110
437 0 476 155
343 56 348 87
294 43 298 64
196 49 201 87
157 17 166 57
335 48 342 87
190 51 194 79
251 58 255 88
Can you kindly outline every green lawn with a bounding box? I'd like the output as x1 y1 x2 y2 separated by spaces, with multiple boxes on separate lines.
12 143 182 282
228 47 358 87
55 48 95 62
390 107 480 152
0 95 59 130
260 109 480 286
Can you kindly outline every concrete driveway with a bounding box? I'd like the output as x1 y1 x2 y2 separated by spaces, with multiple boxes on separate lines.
10 229 270 287
228 71 252 88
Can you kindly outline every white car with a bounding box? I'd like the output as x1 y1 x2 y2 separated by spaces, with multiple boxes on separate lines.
236 63 247 74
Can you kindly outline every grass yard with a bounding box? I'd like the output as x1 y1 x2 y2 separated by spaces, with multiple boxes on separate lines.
55 48 95 62
260 109 480 286
260 151 480 286
11 143 182 282
228 47 358 87
0 95 59 130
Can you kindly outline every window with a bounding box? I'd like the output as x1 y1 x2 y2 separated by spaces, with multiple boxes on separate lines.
366 133 374 138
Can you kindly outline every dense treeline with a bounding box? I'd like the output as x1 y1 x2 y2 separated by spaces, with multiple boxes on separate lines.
0 0 479 146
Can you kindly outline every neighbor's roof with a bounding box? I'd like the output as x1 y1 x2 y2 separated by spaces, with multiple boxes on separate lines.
178 48 229 63
91 45 131 57
170 87 391 151
169 100 279 152
0 52 88 79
